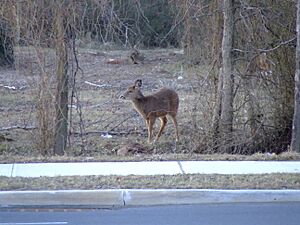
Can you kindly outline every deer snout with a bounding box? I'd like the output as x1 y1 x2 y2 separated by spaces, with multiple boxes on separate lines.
119 95 125 100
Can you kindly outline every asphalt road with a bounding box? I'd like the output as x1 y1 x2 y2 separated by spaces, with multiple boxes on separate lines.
1 202 300 225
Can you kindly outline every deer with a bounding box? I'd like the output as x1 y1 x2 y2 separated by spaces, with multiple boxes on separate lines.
129 46 144 64
256 52 269 72
120 79 179 143
249 52 273 77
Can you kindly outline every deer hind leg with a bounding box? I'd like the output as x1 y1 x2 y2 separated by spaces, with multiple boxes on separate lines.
170 114 179 142
155 116 168 142
146 116 156 143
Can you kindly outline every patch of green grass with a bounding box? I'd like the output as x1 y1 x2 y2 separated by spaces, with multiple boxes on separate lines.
0 90 33 107
0 143 8 154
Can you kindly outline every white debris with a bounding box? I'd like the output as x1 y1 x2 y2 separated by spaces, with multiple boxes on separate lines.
84 81 111 88
101 133 113 139
0 85 16 90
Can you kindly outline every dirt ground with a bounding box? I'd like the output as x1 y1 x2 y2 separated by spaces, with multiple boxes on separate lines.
0 47 300 163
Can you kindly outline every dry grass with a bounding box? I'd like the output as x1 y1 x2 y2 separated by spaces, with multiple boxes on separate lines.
0 151 299 164
1 173 299 191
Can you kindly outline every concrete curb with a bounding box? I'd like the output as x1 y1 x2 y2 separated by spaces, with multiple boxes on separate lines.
0 190 124 208
1 189 300 208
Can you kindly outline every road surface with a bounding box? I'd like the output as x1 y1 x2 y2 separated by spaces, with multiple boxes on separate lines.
1 202 300 225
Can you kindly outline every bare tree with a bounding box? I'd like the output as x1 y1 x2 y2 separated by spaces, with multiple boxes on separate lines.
219 0 235 152
0 20 14 67
291 0 300 152
53 1 69 155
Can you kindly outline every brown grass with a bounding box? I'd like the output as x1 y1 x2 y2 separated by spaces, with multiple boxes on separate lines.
1 173 299 191
0 151 299 164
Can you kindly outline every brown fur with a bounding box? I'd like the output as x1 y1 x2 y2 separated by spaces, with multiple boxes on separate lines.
120 79 179 143
130 48 144 64
256 52 269 71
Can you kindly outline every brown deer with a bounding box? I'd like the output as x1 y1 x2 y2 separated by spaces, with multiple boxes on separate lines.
120 79 179 143
256 52 270 71
250 52 272 76
129 46 144 64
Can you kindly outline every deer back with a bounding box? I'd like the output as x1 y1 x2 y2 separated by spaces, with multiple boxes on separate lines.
133 88 179 118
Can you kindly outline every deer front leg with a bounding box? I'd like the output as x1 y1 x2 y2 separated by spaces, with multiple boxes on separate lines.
146 116 156 143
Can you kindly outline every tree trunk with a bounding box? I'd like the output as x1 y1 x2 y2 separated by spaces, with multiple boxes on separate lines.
53 5 69 156
220 0 234 152
212 68 223 149
211 0 223 150
0 21 14 67
13 0 21 72
291 0 300 152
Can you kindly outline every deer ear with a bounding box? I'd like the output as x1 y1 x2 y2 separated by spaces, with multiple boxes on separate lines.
134 79 142 88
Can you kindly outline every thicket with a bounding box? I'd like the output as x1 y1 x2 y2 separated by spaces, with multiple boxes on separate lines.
174 0 296 154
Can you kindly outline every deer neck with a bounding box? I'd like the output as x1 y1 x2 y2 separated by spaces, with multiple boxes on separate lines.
131 96 148 119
